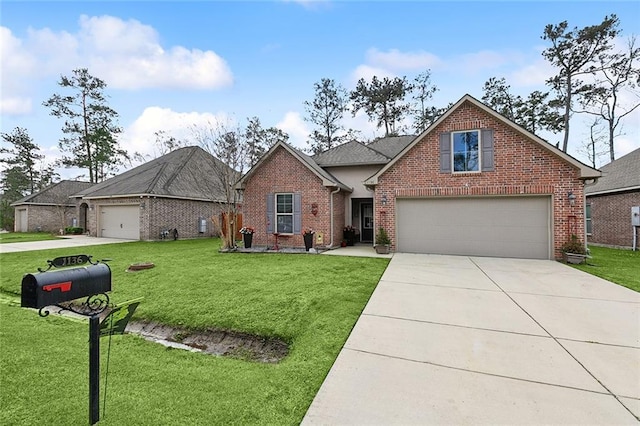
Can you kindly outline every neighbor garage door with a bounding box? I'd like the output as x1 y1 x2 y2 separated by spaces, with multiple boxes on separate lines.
396 196 551 259
99 205 140 240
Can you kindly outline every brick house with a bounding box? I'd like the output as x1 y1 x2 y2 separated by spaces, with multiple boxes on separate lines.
11 180 94 233
238 95 600 260
585 148 640 248
77 146 234 240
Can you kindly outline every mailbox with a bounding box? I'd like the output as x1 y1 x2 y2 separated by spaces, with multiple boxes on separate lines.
21 263 111 309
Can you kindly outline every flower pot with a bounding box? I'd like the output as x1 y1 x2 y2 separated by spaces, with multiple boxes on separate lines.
344 230 356 246
303 234 313 251
243 233 253 249
375 245 390 254
563 252 586 264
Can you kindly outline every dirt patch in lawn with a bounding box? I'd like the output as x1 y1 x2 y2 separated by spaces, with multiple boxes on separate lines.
126 321 289 363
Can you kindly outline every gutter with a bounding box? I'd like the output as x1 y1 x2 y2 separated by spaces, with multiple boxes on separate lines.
329 187 341 248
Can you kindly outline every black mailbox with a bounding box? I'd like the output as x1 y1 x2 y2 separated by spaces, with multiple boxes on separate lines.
21 263 112 309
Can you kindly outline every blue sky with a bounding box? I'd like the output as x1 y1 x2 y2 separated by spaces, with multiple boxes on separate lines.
1 1 639 179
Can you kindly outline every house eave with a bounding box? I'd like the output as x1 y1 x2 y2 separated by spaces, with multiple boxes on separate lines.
82 193 227 203
10 201 76 207
586 186 640 197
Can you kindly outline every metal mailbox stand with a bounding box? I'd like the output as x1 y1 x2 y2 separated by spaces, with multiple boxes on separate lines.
21 255 112 425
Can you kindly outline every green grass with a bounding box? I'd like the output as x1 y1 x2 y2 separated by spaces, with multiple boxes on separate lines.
0 232 61 243
571 245 640 292
0 239 389 425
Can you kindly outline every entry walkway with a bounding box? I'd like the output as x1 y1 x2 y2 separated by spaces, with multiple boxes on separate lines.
303 253 640 424
0 235 131 253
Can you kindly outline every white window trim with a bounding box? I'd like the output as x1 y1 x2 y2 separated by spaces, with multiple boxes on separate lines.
452 129 481 174
275 193 294 234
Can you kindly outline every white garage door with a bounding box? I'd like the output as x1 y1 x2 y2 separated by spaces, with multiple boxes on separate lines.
17 209 27 232
396 196 551 259
100 205 140 240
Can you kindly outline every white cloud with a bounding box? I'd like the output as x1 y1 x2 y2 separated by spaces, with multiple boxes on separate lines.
0 97 32 116
350 64 397 86
276 112 309 150
366 48 442 72
0 15 233 115
124 106 230 160
509 58 555 88
0 27 38 115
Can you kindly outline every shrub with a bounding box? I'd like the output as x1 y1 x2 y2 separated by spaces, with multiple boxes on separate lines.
65 227 84 235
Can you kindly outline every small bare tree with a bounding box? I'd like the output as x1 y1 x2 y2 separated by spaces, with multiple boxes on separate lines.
191 121 245 250
577 117 609 168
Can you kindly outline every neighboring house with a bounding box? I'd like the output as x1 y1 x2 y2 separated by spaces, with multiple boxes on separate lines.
75 146 235 240
585 148 640 248
237 94 600 260
11 180 94 233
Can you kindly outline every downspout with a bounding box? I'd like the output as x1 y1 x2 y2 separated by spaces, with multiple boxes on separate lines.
329 187 341 248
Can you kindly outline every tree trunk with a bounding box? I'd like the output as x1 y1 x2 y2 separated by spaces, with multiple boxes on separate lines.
562 78 571 153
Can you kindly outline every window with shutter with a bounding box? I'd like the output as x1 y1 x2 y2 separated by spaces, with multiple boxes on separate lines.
275 193 294 234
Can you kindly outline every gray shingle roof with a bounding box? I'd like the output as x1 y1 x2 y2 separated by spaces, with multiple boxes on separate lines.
312 140 391 166
367 135 416 159
11 180 94 206
81 146 236 202
585 148 640 195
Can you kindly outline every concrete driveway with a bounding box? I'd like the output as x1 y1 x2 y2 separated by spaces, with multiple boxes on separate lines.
0 235 131 253
303 253 640 425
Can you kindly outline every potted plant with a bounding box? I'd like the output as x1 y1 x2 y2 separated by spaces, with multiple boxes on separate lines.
343 225 356 246
561 234 588 264
239 226 255 249
302 228 315 251
374 227 391 254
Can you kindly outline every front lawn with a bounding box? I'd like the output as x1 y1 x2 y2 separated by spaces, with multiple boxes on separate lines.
0 232 61 243
571 245 640 292
0 239 389 425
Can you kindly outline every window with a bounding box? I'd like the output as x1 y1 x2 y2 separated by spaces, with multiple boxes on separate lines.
276 193 293 233
586 203 592 235
452 130 479 172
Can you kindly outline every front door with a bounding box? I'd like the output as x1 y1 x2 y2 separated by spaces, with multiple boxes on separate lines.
361 203 373 242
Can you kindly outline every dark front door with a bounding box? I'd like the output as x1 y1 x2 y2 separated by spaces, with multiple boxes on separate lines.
361 203 373 242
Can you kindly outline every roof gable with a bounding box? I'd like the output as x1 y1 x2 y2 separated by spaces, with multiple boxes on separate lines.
585 148 640 195
81 146 235 201
365 94 601 185
312 140 391 166
236 141 352 191
11 180 94 206
366 135 416 159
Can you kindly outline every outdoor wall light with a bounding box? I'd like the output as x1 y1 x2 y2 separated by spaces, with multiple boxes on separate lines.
381 194 388 206
567 192 576 207
140 202 145 210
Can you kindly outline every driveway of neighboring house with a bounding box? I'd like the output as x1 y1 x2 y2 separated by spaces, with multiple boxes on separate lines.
304 253 640 425
0 235 130 253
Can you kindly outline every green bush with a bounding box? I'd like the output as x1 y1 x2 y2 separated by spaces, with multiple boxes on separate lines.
64 226 84 235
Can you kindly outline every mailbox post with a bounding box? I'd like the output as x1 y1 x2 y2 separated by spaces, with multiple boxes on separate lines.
21 255 112 425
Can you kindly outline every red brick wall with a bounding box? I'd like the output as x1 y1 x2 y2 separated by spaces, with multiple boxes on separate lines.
375 101 587 259
86 197 222 240
587 191 640 248
242 146 346 248
19 205 76 233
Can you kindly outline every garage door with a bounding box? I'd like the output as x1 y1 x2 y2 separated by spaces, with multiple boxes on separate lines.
396 197 551 259
100 205 140 239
